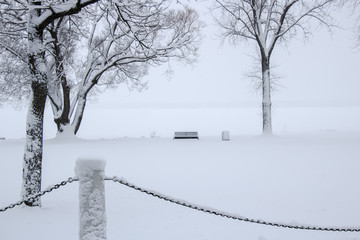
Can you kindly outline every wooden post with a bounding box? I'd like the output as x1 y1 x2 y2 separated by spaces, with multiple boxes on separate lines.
76 159 106 240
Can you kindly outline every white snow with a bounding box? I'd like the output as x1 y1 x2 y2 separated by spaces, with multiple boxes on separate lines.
0 128 360 240
76 159 106 240
76 159 106 172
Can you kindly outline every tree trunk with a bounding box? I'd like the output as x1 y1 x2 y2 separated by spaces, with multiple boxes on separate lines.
22 81 47 206
261 57 272 134
52 26 71 133
56 90 90 137
54 79 71 133
22 5 47 206
73 95 87 135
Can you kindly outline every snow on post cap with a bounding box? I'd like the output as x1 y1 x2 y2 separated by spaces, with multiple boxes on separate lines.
76 158 106 171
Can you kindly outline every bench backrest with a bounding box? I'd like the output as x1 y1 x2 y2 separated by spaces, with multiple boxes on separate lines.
174 132 199 139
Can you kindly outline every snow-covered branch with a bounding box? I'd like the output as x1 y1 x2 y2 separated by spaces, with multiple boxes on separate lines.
38 0 203 134
35 0 100 31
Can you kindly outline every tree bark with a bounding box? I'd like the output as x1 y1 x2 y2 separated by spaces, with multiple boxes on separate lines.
53 66 71 132
22 81 47 206
50 23 71 133
261 56 272 134
22 4 48 206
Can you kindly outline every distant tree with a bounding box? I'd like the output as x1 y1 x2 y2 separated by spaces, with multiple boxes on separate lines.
213 0 336 134
350 0 360 44
337 0 360 45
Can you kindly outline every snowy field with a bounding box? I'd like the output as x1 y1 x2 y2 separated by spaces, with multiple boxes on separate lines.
1 106 360 240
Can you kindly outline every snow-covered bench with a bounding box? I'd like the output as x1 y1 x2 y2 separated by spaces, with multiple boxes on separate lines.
173 132 199 140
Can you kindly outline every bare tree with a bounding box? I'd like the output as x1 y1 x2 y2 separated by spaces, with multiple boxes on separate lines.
348 0 360 44
47 1 202 135
213 0 335 134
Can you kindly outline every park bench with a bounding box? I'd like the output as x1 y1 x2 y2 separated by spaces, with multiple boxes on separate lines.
173 131 199 140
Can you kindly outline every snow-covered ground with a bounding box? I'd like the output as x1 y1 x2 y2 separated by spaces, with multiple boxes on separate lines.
0 107 360 240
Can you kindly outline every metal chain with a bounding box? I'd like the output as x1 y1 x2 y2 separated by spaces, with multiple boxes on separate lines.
0 177 78 212
105 176 360 233
3 175 359 232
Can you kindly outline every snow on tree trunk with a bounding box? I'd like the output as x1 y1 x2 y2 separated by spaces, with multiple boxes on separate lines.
21 81 47 206
21 6 48 206
54 82 71 133
54 95 87 137
76 159 106 240
57 121 70 134
53 49 71 133
261 57 272 135
73 96 87 135
55 124 77 140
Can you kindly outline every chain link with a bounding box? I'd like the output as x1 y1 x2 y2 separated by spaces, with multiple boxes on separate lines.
0 177 78 212
2 175 359 233
105 176 360 233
